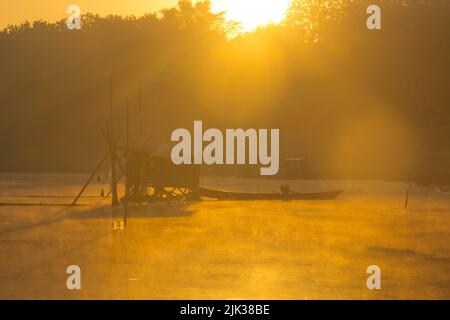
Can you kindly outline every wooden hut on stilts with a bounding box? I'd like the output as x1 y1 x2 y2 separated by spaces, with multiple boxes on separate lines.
72 79 200 212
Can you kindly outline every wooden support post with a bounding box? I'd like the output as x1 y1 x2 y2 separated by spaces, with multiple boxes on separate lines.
106 122 119 207
124 97 130 226
126 96 129 156
109 76 113 135
104 172 124 199
117 159 126 176
110 153 119 207
138 82 143 140
72 152 109 206
405 183 412 209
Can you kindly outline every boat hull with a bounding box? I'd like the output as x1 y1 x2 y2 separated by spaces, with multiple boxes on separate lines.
199 188 343 201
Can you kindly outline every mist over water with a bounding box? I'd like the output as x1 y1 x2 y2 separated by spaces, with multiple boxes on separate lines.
0 174 448 299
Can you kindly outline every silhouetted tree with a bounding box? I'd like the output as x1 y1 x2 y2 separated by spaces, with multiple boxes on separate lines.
0 0 448 183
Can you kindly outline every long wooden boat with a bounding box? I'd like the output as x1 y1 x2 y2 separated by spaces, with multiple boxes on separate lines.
199 188 343 201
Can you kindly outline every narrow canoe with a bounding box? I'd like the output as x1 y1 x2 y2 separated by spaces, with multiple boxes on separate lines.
199 188 343 201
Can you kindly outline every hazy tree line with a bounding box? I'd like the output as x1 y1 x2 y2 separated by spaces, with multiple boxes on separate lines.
0 0 448 184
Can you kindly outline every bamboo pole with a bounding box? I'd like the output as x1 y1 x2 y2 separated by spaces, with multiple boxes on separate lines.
138 82 143 140
405 183 412 209
124 97 130 227
72 152 109 206
109 76 113 136
107 121 119 207
104 172 124 199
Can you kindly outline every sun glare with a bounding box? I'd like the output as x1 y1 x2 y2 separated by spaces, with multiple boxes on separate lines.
211 0 292 32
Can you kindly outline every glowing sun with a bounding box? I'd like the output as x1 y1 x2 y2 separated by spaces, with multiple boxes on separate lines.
212 0 292 31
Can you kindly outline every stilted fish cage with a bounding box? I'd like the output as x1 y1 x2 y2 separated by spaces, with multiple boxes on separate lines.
124 151 200 203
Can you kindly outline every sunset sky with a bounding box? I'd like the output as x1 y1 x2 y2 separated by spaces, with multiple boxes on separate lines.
0 0 292 31
0 0 177 28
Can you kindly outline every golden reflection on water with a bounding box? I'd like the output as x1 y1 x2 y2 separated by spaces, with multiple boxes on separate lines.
0 176 449 299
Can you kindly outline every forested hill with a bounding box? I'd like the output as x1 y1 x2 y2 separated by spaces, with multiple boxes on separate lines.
0 0 448 184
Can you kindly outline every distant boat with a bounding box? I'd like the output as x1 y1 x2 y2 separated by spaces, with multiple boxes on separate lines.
199 187 343 201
